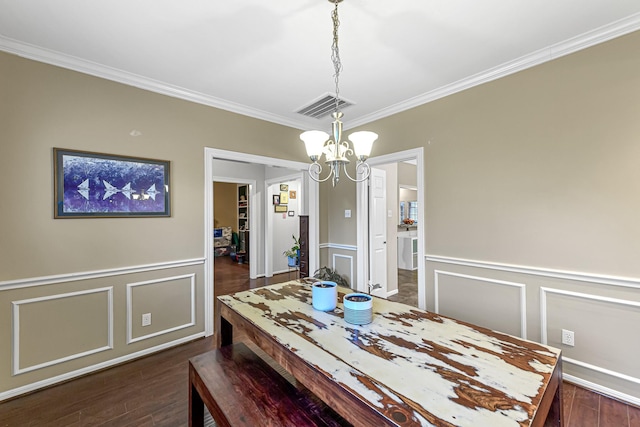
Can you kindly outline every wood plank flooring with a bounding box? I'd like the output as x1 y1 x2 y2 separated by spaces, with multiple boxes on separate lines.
1 256 638 426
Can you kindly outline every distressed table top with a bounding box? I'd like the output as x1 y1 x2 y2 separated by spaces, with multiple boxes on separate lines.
217 281 561 427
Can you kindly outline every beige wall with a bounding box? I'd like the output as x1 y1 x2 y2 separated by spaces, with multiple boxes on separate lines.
350 30 640 402
213 182 238 231
397 162 417 187
0 51 304 399
3 26 640 404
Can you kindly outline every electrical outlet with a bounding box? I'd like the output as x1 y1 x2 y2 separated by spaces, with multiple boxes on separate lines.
142 313 151 327
561 329 574 346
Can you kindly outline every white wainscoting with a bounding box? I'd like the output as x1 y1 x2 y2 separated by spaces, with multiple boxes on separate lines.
332 253 354 286
0 258 205 291
126 274 196 344
426 255 640 290
320 243 357 251
1 258 205 402
540 287 640 388
11 287 114 376
427 255 640 406
434 270 527 339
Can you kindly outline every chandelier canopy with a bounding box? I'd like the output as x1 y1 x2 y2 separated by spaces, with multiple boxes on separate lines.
300 0 378 187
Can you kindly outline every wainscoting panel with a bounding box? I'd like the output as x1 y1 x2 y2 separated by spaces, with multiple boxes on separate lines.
320 243 357 287
434 270 526 338
0 258 204 402
541 287 640 386
332 254 354 287
12 287 113 375
127 274 196 344
426 255 640 405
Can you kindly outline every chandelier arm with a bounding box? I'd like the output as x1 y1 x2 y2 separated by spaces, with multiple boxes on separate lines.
308 162 335 183
342 161 371 183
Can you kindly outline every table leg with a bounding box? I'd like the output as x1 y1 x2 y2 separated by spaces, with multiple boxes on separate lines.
189 368 205 427
220 315 233 347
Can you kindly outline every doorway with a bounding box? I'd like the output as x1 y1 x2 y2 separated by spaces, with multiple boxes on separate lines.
203 148 320 336
356 147 425 309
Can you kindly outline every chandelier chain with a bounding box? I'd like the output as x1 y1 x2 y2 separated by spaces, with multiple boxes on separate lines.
331 0 342 114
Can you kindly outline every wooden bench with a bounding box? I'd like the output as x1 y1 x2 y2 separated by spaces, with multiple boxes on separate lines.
189 342 348 427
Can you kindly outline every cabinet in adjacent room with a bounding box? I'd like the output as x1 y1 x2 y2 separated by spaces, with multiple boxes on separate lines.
238 185 249 261
299 215 309 278
397 236 418 270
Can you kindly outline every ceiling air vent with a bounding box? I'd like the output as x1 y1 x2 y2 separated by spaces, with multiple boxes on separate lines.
296 94 353 119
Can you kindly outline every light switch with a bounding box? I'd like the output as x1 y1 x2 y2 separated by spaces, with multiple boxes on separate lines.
388 209 392 218
344 210 351 218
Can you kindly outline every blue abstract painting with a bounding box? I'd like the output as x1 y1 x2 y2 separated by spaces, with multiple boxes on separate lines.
54 149 170 217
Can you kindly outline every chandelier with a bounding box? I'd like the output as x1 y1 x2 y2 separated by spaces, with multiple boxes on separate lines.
300 0 378 187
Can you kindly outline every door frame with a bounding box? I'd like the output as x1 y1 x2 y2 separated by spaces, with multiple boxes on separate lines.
356 147 425 309
204 148 319 337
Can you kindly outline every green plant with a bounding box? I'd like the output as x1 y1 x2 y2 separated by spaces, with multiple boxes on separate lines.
282 235 300 258
313 266 350 288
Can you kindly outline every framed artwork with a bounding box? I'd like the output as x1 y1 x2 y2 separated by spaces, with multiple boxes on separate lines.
273 194 280 205
54 148 170 218
288 210 295 217
289 190 297 199
274 205 287 213
280 184 288 191
280 191 289 204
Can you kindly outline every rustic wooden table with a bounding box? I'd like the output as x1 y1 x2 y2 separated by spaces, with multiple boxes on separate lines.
214 281 563 427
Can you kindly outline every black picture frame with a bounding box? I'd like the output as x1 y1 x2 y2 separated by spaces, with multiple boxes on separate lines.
273 194 280 205
54 148 171 218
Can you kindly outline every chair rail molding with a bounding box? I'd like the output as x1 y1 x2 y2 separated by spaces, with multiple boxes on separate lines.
320 243 358 251
0 258 205 291
426 255 640 289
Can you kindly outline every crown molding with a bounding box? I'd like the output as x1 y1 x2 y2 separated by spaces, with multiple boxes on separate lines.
0 36 307 130
347 12 640 129
3 11 640 131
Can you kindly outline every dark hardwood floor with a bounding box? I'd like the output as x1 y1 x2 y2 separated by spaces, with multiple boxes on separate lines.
1 256 638 426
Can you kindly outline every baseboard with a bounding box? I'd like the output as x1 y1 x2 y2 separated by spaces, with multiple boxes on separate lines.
387 289 399 297
0 332 205 402
564 373 640 408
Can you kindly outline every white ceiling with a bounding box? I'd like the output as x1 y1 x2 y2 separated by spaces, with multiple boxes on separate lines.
2 1 640 131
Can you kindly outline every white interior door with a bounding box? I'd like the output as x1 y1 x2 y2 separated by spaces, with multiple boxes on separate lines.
369 167 387 297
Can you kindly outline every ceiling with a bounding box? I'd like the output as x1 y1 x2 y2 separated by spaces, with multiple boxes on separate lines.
2 1 640 131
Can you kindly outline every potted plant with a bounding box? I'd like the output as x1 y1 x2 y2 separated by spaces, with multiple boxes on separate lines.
283 235 300 267
313 266 349 288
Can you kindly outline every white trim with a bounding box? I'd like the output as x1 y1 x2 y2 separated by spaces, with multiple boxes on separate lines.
3 14 640 131
319 243 358 251
357 148 425 308
386 289 399 298
0 258 204 291
540 287 640 385
0 36 306 130
204 147 320 337
12 287 114 376
346 13 640 129
434 270 527 339
564 374 640 408
0 333 204 402
332 253 354 287
126 274 196 344
426 255 640 290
